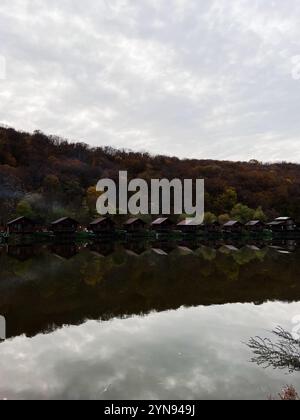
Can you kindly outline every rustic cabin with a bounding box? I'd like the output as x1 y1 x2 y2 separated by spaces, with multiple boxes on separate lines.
177 219 201 234
6 216 36 235
245 220 266 232
123 218 147 233
50 217 79 235
222 220 244 234
151 217 175 233
203 221 221 234
89 217 115 235
268 217 297 232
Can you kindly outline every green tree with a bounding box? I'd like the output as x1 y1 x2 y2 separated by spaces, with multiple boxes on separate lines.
16 200 35 219
204 212 217 224
218 214 231 225
231 203 255 223
253 206 267 222
216 188 238 213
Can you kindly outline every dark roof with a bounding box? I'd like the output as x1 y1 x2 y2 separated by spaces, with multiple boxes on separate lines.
151 218 172 226
51 217 79 226
124 218 146 226
89 217 113 226
177 219 202 227
223 220 242 227
246 220 264 226
268 221 284 226
7 216 35 226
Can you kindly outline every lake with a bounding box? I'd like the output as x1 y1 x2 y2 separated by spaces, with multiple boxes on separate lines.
0 238 300 400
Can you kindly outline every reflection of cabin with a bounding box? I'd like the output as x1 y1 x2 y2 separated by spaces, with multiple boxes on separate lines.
124 241 148 256
151 218 174 233
222 221 244 233
268 217 297 232
123 218 147 233
6 217 36 235
177 219 201 234
7 245 37 261
50 217 79 235
89 218 115 235
150 241 177 254
50 243 79 260
88 241 115 257
245 220 266 232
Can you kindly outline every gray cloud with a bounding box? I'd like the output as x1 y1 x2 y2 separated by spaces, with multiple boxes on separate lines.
0 0 300 161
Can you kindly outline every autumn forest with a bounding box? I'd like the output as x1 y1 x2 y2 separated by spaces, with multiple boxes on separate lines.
0 126 300 225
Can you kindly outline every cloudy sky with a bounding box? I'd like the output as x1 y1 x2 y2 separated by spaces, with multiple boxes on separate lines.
0 0 300 162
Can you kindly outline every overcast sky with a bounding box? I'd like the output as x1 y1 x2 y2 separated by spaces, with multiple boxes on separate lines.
0 0 300 162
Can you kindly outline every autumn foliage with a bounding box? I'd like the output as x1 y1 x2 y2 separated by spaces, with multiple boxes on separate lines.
0 126 300 224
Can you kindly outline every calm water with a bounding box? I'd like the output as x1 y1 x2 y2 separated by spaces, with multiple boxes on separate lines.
0 239 300 400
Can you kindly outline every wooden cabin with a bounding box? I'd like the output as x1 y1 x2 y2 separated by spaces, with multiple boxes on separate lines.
245 220 266 232
151 217 174 233
203 221 221 234
177 219 201 234
6 216 36 235
89 217 115 235
222 220 244 234
268 217 297 232
50 217 79 235
123 218 147 233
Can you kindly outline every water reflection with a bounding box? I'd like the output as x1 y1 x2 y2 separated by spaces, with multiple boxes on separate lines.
0 303 300 400
0 239 300 340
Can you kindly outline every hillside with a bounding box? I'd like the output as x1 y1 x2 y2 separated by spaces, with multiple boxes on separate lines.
0 126 300 224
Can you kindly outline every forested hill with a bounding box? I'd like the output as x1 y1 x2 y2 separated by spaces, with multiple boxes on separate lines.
0 126 300 224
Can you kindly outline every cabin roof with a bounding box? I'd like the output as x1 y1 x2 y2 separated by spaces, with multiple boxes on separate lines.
177 219 202 227
7 216 35 226
246 220 263 226
124 217 146 225
151 217 172 225
275 217 292 221
89 217 113 226
223 220 242 227
51 217 79 226
268 221 285 226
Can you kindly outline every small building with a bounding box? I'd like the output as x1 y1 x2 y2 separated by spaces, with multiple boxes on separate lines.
123 218 147 233
245 220 266 232
151 217 174 233
177 219 202 234
203 221 221 234
6 216 36 235
89 217 115 235
268 217 297 232
50 217 79 235
222 220 244 233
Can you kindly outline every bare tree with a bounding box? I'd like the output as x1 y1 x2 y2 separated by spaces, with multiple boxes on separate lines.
248 326 300 373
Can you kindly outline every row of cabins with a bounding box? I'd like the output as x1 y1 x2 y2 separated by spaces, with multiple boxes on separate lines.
3 216 298 235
